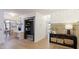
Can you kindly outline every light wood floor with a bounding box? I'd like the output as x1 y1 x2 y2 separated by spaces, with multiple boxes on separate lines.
0 36 72 49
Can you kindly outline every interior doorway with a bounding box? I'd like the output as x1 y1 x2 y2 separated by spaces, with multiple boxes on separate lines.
4 20 11 40
24 16 35 41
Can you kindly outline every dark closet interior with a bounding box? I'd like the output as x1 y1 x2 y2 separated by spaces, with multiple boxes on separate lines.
24 16 35 41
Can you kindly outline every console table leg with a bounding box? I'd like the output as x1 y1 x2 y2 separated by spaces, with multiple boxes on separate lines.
74 39 77 49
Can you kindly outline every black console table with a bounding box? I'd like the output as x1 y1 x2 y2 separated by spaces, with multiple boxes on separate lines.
49 33 77 49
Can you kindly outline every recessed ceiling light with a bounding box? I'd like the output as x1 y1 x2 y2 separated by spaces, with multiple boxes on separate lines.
9 12 17 17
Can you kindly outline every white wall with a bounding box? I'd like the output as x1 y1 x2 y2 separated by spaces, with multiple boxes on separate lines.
43 15 51 40
50 10 79 23
34 12 47 42
0 10 5 43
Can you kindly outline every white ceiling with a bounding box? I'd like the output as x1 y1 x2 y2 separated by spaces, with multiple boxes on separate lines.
3 9 59 15
3 9 79 15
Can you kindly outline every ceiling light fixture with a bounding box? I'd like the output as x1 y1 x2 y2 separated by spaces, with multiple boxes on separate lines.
9 12 17 17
